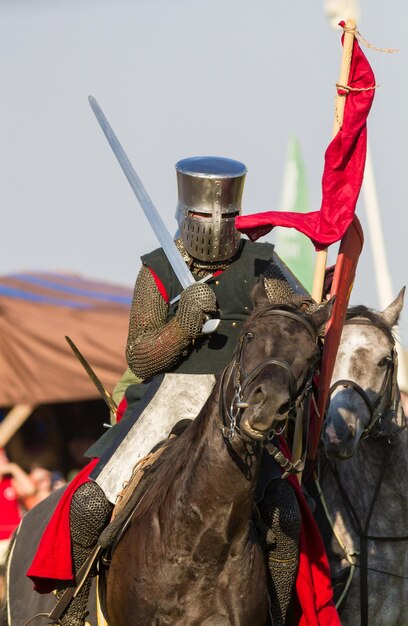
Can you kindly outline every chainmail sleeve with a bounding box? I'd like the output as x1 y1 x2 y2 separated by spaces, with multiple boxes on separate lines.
263 257 322 315
263 259 297 304
126 265 191 379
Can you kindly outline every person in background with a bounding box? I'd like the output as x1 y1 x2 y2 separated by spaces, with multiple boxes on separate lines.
23 467 54 510
0 449 36 601
50 470 67 492
0 448 36 516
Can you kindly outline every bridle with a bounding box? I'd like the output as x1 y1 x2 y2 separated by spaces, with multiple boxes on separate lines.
328 317 401 439
218 307 318 476
321 316 408 626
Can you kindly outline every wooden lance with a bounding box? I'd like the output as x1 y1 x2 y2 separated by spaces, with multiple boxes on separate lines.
293 19 359 469
307 19 368 461
311 18 356 303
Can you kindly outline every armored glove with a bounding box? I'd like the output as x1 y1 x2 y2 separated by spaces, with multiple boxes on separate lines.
126 267 217 379
176 282 217 339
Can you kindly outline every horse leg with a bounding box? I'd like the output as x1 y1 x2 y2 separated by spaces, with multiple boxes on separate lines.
258 478 300 626
51 482 112 626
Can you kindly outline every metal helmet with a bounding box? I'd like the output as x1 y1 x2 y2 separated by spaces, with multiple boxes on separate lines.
175 156 247 262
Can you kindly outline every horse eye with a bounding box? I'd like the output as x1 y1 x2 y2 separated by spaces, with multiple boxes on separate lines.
246 332 254 341
377 356 391 368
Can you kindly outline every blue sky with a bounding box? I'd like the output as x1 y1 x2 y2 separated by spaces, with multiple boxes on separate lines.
1 0 407 341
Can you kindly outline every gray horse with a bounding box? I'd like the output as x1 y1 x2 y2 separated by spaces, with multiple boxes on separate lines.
318 288 408 626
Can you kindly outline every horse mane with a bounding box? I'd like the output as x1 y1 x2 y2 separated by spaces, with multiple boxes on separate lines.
346 305 395 343
132 376 222 523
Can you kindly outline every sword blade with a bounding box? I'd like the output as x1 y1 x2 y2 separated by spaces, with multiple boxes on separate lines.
65 336 118 415
88 96 195 291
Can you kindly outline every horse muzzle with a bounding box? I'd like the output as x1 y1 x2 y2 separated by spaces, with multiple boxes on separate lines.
238 384 290 442
322 411 364 459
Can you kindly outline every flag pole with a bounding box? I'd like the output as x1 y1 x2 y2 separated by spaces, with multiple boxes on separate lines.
362 146 408 390
294 20 357 475
311 18 356 303
307 18 361 461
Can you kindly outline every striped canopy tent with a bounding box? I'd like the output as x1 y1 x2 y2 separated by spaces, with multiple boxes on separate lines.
0 272 132 409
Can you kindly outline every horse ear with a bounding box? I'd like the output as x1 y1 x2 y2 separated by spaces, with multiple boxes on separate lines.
379 287 405 328
307 296 336 332
251 275 270 309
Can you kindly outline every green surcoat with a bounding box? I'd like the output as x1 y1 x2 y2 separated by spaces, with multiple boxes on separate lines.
142 239 275 375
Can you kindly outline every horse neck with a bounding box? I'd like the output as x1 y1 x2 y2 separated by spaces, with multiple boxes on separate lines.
177 389 262 538
322 399 408 544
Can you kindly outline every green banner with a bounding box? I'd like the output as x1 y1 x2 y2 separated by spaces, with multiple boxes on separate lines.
275 135 314 293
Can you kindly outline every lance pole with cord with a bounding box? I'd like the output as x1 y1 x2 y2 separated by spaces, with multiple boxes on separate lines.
311 18 356 304
324 5 407 390
310 17 399 458
292 19 358 475
308 19 367 460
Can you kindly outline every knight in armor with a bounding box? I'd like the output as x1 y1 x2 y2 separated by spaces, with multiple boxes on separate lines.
33 157 310 626
123 156 305 625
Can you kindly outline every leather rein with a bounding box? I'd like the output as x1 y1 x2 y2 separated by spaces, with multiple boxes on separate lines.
218 307 318 478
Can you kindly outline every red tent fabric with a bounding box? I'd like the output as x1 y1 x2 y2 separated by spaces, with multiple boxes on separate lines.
236 30 375 251
0 272 132 407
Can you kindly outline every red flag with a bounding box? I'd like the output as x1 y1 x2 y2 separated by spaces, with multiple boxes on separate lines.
236 31 375 251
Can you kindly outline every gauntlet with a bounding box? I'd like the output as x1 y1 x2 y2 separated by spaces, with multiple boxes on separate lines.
126 267 216 379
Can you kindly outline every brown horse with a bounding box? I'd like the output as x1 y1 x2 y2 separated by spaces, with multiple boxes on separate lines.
0 283 332 626
106 282 333 626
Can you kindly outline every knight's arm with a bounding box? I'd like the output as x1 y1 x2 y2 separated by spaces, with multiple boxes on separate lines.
263 254 311 303
126 265 216 379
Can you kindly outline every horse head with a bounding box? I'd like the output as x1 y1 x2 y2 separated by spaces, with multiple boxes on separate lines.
322 287 405 460
221 279 334 443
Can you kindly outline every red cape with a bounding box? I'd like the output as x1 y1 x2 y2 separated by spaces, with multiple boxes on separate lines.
27 458 99 593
